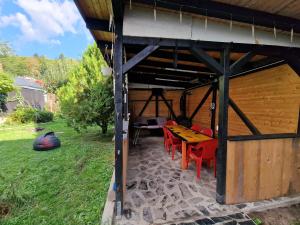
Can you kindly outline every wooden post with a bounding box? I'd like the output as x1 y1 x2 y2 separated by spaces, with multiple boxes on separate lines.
216 45 230 204
113 19 124 216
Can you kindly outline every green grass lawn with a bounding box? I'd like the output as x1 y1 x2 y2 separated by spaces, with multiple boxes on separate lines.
0 119 114 225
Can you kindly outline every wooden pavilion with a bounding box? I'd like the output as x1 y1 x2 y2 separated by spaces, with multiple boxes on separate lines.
74 0 300 217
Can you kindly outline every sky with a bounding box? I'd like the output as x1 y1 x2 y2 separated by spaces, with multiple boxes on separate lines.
0 0 94 59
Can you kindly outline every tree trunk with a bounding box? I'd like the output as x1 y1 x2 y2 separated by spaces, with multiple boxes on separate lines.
101 123 108 134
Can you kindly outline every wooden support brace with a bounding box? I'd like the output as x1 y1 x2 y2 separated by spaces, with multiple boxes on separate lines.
230 51 256 74
190 86 214 120
138 94 153 117
123 44 160 74
160 93 177 120
190 46 223 75
229 98 261 135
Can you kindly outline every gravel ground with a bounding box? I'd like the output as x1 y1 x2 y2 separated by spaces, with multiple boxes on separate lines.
249 204 300 225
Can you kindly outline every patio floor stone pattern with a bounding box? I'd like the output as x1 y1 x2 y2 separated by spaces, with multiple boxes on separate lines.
115 136 299 225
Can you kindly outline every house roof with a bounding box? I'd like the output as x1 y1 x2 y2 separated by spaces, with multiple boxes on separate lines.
75 0 300 47
14 77 44 90
74 0 300 88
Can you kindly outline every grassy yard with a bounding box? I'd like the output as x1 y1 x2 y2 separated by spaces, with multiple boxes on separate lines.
0 119 114 225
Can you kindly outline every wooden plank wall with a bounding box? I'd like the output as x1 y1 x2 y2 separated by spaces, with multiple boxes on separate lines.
187 64 300 135
128 89 183 119
226 138 300 204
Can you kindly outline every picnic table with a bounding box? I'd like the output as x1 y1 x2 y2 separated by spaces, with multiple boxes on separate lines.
166 125 213 169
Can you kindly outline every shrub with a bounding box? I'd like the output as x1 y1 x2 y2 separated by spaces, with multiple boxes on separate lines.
7 107 53 124
36 110 53 123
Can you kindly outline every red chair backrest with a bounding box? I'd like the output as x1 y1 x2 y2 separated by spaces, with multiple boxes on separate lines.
163 127 168 139
201 139 218 159
191 124 201 132
200 128 213 137
165 120 177 126
166 129 177 144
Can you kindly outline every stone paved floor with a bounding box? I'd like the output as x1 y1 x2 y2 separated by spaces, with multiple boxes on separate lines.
115 136 299 225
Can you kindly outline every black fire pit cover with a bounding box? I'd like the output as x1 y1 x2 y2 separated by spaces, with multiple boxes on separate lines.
33 132 61 151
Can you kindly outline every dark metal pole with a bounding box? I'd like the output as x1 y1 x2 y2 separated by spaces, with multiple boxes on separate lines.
113 19 124 215
216 45 230 204
155 94 159 117
210 82 217 137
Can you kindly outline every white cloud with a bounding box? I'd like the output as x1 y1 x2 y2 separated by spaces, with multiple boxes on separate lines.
0 0 83 44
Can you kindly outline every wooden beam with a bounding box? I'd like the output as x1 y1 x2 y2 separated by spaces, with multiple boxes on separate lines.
229 98 261 135
129 71 196 81
133 0 300 33
129 77 190 88
190 46 223 75
123 45 160 74
230 51 256 74
138 94 153 116
160 92 177 119
285 52 300 77
112 0 124 21
85 17 110 31
112 13 124 215
216 45 230 204
190 86 214 120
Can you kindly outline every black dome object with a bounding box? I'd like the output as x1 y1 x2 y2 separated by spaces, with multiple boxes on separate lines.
33 132 61 151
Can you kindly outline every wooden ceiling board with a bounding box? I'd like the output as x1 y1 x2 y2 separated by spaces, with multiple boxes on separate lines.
79 0 111 20
214 0 300 20
93 30 114 42
126 53 207 68
154 49 265 62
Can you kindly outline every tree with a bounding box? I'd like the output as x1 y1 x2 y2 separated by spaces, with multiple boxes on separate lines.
38 55 78 93
57 43 114 134
0 71 14 112
0 41 14 57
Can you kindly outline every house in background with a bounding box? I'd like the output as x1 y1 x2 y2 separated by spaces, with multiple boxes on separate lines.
6 76 46 112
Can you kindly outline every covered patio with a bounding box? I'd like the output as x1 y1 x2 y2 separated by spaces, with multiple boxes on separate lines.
74 0 300 224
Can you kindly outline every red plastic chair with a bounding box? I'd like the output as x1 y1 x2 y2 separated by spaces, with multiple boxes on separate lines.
187 139 218 179
166 129 182 160
162 126 171 152
191 124 201 132
165 120 177 126
200 128 213 137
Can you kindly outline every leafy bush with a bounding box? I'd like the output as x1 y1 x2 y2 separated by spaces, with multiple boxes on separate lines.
7 107 53 124
0 71 14 112
36 110 54 123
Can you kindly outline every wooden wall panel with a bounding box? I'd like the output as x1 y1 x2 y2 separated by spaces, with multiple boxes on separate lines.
187 64 300 135
226 138 300 204
187 86 212 129
229 64 300 135
128 89 182 119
